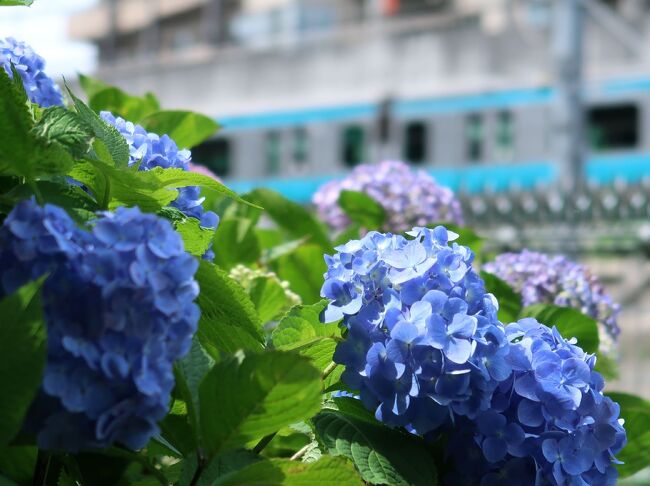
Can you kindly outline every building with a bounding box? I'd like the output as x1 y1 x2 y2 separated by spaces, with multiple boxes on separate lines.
69 0 650 196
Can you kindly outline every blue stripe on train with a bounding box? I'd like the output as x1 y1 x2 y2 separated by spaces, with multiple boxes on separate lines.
216 76 650 132
226 154 650 203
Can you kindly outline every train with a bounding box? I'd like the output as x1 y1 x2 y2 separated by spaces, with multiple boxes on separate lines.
191 75 650 204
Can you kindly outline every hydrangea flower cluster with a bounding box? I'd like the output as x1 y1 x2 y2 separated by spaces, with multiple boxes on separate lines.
0 199 199 451
484 250 620 354
322 228 626 485
321 226 509 433
0 37 63 107
312 161 464 233
447 318 626 485
100 112 219 260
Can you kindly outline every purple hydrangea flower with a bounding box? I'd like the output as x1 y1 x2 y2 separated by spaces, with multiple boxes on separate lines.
100 112 219 260
312 161 464 232
484 250 620 355
0 200 199 451
321 226 509 434
0 37 63 107
446 318 626 485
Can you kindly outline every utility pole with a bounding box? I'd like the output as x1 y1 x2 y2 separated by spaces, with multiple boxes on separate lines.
552 0 585 195
107 0 119 62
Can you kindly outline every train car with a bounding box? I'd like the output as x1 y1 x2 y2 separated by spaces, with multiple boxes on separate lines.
190 75 650 203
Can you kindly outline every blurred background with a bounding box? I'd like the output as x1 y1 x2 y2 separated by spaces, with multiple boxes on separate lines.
3 0 650 399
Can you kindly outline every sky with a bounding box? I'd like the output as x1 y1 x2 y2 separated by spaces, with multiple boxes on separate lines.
0 0 98 77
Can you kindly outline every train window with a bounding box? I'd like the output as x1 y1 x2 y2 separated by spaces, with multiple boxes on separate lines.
495 111 514 159
192 138 231 177
465 114 483 162
293 127 309 166
403 121 428 164
265 131 282 175
342 125 365 167
587 104 638 152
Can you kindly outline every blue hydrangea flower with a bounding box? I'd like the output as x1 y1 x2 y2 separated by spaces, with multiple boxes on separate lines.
484 250 620 355
313 161 464 233
0 37 63 107
321 226 509 434
100 112 219 260
0 199 199 451
447 318 626 485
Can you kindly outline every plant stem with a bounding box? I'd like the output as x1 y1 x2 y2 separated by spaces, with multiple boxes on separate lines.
290 444 311 461
32 450 51 486
322 361 338 380
28 180 44 205
252 433 276 454
100 174 111 210
190 451 206 486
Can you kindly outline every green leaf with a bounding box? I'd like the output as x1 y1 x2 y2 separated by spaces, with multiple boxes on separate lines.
78 74 111 99
272 244 327 304
140 111 219 149
73 160 253 213
173 337 215 448
246 189 331 251
260 237 308 265
157 413 195 457
148 167 259 209
272 301 338 351
338 190 386 230
332 224 362 247
0 447 37 484
518 304 599 354
249 276 292 323
328 397 377 425
0 69 74 179
33 106 93 158
68 160 178 212
595 352 619 380
8 65 28 106
58 471 76 486
480 271 522 324
0 0 33 5
272 301 341 387
89 87 160 123
212 457 362 486
606 392 650 478
312 410 437 486
5 180 99 223
195 261 264 358
195 450 261 486
173 217 215 258
0 278 47 446
67 86 130 168
212 218 261 270
199 351 323 455
302 339 342 390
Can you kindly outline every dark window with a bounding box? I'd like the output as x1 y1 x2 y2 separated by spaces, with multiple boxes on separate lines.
265 131 282 175
342 125 365 167
377 98 392 143
403 121 428 164
192 138 231 177
587 104 638 152
293 127 309 165
465 114 483 162
495 111 514 159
